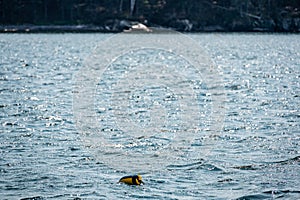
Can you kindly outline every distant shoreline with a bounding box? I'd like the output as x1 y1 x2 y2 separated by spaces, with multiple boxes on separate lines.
1 24 299 33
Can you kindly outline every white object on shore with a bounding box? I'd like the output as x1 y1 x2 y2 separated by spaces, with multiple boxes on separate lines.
124 23 152 32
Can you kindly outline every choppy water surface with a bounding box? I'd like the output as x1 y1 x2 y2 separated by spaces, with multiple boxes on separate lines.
1 33 299 199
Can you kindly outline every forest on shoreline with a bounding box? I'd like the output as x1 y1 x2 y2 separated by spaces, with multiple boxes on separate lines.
1 0 299 32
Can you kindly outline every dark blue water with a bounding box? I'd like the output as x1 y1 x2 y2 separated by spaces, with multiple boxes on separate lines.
0 33 299 199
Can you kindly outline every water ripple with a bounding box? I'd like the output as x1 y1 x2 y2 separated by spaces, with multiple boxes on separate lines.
1 33 299 199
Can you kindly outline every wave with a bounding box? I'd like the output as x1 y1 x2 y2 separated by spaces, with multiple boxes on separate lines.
232 155 300 171
236 189 300 200
167 160 223 171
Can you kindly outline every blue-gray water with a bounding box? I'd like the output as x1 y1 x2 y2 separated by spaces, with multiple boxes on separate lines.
1 33 299 199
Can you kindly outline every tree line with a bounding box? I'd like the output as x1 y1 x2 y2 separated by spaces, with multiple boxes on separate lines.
0 0 299 31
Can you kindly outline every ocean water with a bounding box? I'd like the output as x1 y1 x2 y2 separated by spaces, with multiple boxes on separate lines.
0 33 299 199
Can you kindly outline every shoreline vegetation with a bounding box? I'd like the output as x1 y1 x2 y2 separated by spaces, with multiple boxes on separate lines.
1 0 299 33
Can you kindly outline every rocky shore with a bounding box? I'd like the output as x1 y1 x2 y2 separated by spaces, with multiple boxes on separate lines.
1 17 299 34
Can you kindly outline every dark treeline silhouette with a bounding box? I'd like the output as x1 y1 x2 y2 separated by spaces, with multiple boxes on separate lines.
0 0 299 32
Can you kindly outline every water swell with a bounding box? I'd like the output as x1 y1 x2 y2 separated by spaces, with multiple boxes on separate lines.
236 190 300 200
232 156 300 171
167 160 223 171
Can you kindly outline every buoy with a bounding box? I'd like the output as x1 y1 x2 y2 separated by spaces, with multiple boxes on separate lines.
119 175 144 185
